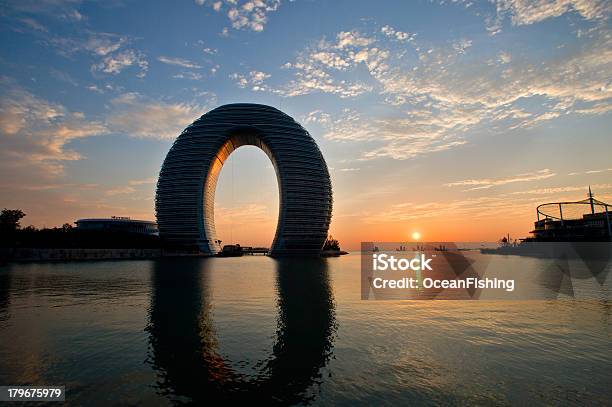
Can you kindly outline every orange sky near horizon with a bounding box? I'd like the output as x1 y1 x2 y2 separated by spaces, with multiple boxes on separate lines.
7 145 610 252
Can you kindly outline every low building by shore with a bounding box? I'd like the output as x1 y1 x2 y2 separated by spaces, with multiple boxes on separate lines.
76 217 158 235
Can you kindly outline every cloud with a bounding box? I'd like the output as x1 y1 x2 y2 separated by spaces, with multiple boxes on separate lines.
507 183 612 195
458 0 612 35
157 56 203 69
335 30 375 49
46 31 148 78
497 51 512 64
303 110 331 124
271 20 611 160
196 0 282 32
107 92 216 139
128 177 157 185
105 177 157 196
173 71 204 80
214 203 274 223
0 80 107 177
452 38 472 54
87 84 104 93
381 25 415 42
49 68 78 86
19 18 48 32
276 30 384 98
3 0 86 22
48 32 128 58
315 108 470 160
0 82 214 180
568 168 612 176
492 0 611 27
105 186 136 196
92 49 148 77
373 28 610 158
230 70 272 91
365 194 546 224
83 33 128 56
572 102 612 115
225 29 381 100
444 169 556 191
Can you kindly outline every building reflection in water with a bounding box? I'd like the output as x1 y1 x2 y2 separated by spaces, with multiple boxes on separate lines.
146 257 337 405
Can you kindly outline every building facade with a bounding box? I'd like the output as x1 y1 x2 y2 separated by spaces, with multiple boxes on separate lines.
155 103 333 256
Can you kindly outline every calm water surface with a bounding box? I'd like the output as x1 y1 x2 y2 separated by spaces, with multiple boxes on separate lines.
0 254 610 406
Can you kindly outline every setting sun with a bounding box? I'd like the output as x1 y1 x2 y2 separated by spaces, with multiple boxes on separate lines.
411 231 421 241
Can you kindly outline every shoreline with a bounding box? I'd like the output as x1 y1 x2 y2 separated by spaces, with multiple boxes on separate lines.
0 248 164 263
0 247 350 263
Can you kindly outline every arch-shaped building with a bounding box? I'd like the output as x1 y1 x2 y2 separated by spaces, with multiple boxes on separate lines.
155 103 333 257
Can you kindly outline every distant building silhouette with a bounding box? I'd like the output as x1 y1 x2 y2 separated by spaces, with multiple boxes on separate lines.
76 217 158 235
529 187 611 241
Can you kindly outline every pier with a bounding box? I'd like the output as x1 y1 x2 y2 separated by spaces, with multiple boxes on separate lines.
241 247 269 255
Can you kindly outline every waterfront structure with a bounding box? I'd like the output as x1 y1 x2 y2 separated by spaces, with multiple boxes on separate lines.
75 217 158 235
529 187 611 241
155 103 333 256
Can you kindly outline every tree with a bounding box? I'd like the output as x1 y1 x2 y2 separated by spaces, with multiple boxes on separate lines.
0 209 26 232
323 235 340 251
61 223 74 232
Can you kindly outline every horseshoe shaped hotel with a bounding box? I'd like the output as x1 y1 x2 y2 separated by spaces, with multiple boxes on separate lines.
155 103 333 257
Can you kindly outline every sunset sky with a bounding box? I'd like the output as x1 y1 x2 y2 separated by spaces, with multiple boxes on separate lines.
0 0 611 249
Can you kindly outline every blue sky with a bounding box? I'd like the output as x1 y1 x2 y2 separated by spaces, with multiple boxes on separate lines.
0 0 611 247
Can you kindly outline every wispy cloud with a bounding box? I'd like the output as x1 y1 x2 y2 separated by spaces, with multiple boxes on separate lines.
19 18 48 32
444 169 556 191
105 186 136 196
157 56 203 69
507 183 612 196
47 31 148 78
128 177 157 186
568 168 612 176
312 108 469 160
215 203 274 224
105 177 157 196
492 0 610 28
447 0 612 35
172 71 203 80
271 19 612 160
3 0 86 22
106 92 216 139
48 32 128 57
365 194 545 224
0 79 107 177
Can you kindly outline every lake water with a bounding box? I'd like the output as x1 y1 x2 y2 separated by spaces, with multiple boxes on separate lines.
0 254 610 405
